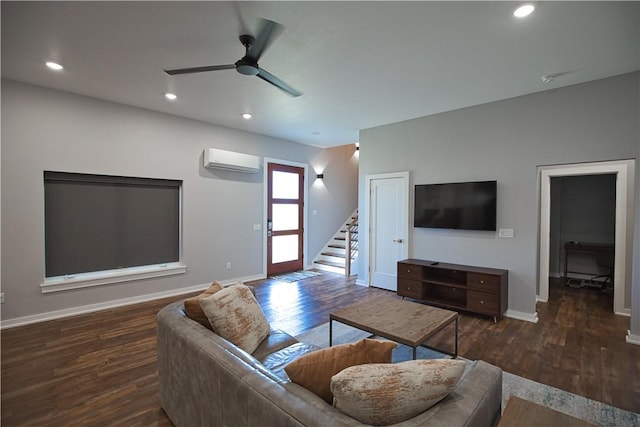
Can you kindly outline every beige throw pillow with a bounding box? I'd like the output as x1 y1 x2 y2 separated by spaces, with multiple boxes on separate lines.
284 338 397 404
199 284 270 354
183 282 223 329
331 359 466 425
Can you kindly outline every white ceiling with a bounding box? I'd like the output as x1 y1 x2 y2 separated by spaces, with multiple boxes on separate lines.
2 1 639 148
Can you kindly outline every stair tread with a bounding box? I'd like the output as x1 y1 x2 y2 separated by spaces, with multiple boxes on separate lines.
335 237 346 241
321 251 346 258
314 260 345 268
328 244 346 249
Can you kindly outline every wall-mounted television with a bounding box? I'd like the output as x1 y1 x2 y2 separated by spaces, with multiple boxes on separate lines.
414 180 497 231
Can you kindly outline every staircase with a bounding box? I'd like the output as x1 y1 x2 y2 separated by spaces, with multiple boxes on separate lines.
313 211 358 276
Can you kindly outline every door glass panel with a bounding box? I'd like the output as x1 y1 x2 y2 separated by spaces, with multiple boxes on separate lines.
272 235 298 263
272 171 299 199
272 204 299 231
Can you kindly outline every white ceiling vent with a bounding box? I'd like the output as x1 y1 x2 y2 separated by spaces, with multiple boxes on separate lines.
203 148 261 173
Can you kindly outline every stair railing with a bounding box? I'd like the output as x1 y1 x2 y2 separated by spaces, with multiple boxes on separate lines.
345 213 358 277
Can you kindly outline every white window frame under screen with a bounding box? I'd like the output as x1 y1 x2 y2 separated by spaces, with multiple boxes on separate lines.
41 171 186 293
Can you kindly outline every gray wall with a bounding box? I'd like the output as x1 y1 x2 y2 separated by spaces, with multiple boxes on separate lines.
0 79 357 323
307 144 359 259
358 72 639 319
550 174 616 277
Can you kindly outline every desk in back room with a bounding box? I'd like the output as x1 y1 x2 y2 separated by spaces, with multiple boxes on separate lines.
563 241 614 286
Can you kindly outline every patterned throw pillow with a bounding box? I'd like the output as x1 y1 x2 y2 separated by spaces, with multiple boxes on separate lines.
183 282 223 329
284 338 397 404
330 359 466 425
199 284 270 354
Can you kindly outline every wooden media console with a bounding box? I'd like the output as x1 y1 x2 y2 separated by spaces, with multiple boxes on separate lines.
397 259 508 322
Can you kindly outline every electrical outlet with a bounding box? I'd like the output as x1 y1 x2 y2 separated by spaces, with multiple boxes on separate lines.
0 293 5 304
253 224 261 231
226 262 232 270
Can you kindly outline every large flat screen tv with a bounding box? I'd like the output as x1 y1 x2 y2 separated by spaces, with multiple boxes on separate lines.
414 180 497 231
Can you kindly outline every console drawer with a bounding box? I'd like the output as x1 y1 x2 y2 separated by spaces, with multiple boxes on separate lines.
467 273 500 292
398 279 422 299
398 263 422 280
467 290 500 314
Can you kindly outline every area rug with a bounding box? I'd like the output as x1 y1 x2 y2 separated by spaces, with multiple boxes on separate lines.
294 322 639 427
269 270 321 283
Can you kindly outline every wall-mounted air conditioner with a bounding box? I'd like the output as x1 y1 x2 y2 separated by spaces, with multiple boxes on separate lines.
203 148 261 173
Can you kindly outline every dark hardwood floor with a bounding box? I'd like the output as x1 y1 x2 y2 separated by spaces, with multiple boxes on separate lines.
1 273 638 426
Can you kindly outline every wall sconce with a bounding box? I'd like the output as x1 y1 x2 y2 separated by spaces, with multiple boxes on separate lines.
316 173 324 179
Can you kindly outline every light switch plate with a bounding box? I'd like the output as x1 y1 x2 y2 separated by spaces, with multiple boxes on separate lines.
499 228 514 238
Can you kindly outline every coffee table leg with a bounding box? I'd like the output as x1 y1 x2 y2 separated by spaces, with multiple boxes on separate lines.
329 319 333 347
413 346 417 360
454 316 458 358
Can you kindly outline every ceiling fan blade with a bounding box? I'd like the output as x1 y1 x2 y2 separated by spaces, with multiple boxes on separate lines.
256 68 302 97
246 19 283 62
165 64 235 76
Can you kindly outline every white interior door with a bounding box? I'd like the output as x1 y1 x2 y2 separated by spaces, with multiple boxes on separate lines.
370 175 408 291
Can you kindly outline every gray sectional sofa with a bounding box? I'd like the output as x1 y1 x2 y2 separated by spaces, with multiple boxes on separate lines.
157 299 503 427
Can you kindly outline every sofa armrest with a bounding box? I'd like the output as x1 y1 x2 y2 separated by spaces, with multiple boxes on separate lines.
392 360 502 427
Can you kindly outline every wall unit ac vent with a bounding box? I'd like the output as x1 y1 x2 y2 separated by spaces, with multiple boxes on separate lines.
203 148 261 173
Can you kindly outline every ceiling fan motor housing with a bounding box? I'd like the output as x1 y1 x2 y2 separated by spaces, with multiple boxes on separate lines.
236 35 259 75
235 58 259 75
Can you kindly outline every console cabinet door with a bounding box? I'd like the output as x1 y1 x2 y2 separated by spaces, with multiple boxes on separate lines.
467 290 500 315
398 279 423 299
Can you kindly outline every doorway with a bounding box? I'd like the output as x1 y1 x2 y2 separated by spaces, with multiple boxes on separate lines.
366 171 409 291
538 160 631 315
266 162 305 276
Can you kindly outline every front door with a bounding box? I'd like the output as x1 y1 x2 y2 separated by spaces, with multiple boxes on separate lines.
370 175 408 291
267 163 305 275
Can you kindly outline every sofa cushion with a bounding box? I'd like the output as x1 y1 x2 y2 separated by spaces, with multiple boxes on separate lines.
331 359 466 426
284 338 397 404
183 282 223 329
261 342 322 381
252 328 300 362
200 284 270 354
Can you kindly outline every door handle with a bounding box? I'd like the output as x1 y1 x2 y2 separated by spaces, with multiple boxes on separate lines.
393 239 404 243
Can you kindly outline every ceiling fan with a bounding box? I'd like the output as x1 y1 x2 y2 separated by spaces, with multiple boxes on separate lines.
164 19 301 97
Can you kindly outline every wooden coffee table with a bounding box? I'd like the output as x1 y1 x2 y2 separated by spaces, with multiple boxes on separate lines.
329 296 458 358
498 397 596 427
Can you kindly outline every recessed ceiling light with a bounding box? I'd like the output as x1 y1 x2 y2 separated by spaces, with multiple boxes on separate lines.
242 113 252 119
541 74 555 84
514 4 535 18
46 61 64 71
164 93 177 101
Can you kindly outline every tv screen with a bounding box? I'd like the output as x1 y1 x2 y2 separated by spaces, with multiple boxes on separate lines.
414 181 497 231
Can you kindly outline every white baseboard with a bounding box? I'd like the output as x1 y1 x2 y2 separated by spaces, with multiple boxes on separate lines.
355 279 368 287
0 274 265 330
505 309 539 323
626 330 640 345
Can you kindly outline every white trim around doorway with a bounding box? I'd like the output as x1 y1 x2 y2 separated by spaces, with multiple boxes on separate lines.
538 160 634 316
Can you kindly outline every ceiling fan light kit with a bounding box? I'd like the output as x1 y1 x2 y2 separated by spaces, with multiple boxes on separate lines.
164 19 301 97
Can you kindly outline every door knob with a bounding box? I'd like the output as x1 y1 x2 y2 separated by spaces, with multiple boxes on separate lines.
393 238 404 243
